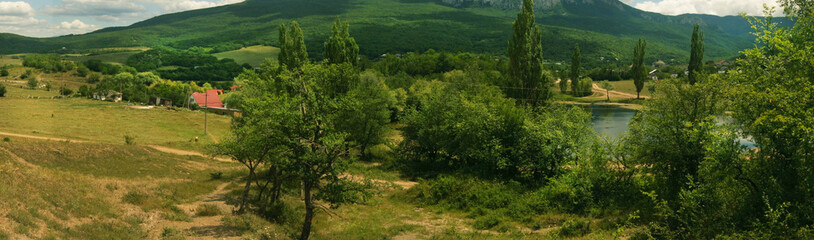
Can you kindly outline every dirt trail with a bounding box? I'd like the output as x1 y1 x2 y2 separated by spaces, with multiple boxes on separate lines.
150 182 241 240
0 131 232 162
592 83 648 99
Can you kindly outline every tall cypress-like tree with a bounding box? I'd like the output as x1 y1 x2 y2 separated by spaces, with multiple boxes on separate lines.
278 21 308 70
570 43 581 96
278 24 290 68
508 0 549 106
688 23 705 85
289 21 308 69
324 18 359 65
632 38 647 99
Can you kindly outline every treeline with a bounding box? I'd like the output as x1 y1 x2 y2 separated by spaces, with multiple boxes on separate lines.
22 55 75 73
126 48 251 82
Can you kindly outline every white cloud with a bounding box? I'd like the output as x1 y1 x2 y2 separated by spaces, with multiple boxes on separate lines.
0 1 34 16
59 19 97 30
635 0 781 16
147 0 244 12
43 0 146 17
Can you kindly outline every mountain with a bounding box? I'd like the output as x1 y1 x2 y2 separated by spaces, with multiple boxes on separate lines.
0 0 778 67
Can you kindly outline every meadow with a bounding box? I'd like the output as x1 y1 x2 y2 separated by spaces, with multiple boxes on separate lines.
213 45 280 67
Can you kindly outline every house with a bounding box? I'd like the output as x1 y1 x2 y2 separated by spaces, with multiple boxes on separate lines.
716 60 731 74
93 90 122 102
652 60 667 68
190 89 224 108
230 85 242 92
649 69 659 80
149 97 173 107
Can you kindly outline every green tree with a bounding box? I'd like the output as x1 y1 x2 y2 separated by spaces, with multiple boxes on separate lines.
76 64 90 77
559 77 568 93
688 23 705 85
600 81 614 101
570 44 581 96
335 71 393 160
45 82 52 91
508 0 550 106
0 84 6 97
27 78 38 89
324 18 359 65
278 21 309 70
631 38 647 99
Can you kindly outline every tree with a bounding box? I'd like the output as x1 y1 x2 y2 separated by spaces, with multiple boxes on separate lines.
335 71 393 160
76 64 90 77
570 43 581 96
45 82 52 91
688 23 705 85
27 78 38 89
559 77 568 93
600 81 614 101
278 21 309 70
59 86 73 96
324 18 359 65
631 38 647 99
0 84 6 97
508 0 550 106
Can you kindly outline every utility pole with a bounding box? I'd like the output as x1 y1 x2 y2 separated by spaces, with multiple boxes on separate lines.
204 91 208 135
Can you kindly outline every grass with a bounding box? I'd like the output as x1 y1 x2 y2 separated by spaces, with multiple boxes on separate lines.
63 51 144 65
607 80 654 98
0 97 231 152
195 204 222 216
213 45 279 67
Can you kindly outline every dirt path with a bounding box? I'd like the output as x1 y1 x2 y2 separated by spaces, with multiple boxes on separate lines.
592 83 648 99
151 182 241 240
0 131 232 162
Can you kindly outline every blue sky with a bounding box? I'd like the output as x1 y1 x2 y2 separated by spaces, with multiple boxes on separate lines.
0 0 782 38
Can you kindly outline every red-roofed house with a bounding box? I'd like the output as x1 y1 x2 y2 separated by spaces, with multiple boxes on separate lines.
191 89 224 108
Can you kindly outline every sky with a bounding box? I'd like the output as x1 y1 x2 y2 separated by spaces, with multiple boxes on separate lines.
0 0 783 38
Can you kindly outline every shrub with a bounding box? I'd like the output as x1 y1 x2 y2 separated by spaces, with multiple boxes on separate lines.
161 227 184 240
195 204 222 217
59 86 74 96
26 78 38 89
87 72 102 84
0 84 6 97
0 69 9 76
3 137 9 142
209 171 223 180
222 213 270 234
473 214 502 230
558 218 591 237
124 135 136 145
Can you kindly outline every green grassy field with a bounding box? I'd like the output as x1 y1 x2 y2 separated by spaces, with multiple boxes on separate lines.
608 80 653 98
213 45 279 67
0 95 231 152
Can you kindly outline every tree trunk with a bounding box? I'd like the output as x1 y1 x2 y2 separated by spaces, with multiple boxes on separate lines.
300 182 315 240
606 89 610 101
238 170 254 214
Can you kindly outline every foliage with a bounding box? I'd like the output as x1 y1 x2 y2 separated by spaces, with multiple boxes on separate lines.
278 21 309 70
324 18 359 66
335 71 394 160
59 86 73 96
75 64 90 77
570 43 581 95
87 72 102 84
631 38 647 99
688 23 705 85
0 84 5 97
600 81 615 101
27 78 38 89
195 204 222 216
23 54 75 73
558 218 591 237
507 0 551 106
400 79 592 185
126 48 247 82
84 59 136 75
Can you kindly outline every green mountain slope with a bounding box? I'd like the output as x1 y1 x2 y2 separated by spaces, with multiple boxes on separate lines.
0 0 771 66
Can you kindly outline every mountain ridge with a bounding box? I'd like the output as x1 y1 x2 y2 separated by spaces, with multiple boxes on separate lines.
0 0 780 67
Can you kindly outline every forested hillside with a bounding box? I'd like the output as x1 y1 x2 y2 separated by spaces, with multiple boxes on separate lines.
0 0 777 67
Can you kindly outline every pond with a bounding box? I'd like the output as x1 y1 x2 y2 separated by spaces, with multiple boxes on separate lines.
589 105 756 148
590 105 638 139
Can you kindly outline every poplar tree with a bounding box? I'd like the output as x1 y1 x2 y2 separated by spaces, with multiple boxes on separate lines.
570 43 581 96
632 38 647 99
324 18 359 65
688 23 705 85
278 21 308 70
508 0 549 106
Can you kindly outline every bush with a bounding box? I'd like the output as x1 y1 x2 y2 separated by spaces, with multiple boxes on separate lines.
0 84 6 97
195 204 222 216
209 172 223 180
2 137 9 142
473 214 502 230
59 86 74 96
558 218 591 237
160 227 184 240
124 135 136 145
87 72 102 84
27 78 38 89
